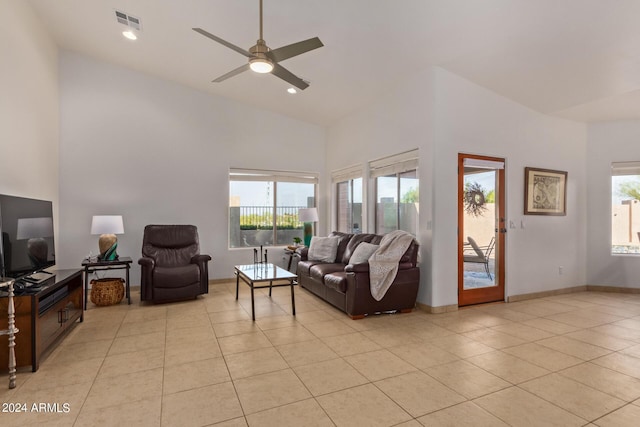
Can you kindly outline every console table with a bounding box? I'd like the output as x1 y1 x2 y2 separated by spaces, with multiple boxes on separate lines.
0 269 83 372
82 257 132 309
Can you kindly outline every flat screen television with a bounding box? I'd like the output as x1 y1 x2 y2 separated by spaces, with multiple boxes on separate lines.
0 194 56 278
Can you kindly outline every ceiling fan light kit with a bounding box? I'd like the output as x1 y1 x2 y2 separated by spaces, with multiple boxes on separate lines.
193 0 323 90
249 58 273 73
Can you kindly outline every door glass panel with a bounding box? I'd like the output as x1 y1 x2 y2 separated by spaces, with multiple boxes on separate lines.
462 169 497 290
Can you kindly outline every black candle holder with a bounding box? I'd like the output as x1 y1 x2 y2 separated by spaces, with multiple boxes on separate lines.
253 245 268 264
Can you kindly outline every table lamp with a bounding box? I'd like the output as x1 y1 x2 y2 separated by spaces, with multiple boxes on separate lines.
298 208 318 247
91 215 124 261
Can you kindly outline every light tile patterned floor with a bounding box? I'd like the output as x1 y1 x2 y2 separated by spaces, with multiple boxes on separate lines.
3 283 640 426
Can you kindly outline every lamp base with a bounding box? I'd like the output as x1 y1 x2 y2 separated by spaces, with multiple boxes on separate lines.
303 223 313 247
98 234 119 261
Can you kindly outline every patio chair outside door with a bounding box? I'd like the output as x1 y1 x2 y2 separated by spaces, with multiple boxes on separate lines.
458 153 506 306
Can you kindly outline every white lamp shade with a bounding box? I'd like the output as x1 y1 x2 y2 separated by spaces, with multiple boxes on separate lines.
298 208 319 223
91 215 124 235
16 217 54 240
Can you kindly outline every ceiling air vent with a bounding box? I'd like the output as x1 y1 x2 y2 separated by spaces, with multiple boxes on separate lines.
115 10 142 31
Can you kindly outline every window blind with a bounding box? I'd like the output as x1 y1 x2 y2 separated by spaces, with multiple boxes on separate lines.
229 168 318 184
369 149 419 178
331 164 363 183
612 161 640 176
463 158 505 170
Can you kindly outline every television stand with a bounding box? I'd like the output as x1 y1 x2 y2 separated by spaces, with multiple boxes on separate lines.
22 271 54 284
0 269 83 372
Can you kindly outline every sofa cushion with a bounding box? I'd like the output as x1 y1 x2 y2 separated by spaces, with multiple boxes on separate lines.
310 263 346 281
349 242 379 264
324 272 348 293
341 234 378 263
297 259 322 276
153 264 199 288
308 236 340 262
329 231 353 263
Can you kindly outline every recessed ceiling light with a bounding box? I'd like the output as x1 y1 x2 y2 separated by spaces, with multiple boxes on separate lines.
122 30 137 40
287 88 297 94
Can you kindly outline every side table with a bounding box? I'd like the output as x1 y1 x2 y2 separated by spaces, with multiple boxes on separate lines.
284 247 302 272
82 257 132 310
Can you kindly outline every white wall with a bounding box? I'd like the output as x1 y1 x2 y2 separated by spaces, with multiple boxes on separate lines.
58 52 325 280
587 121 640 287
0 1 58 216
432 69 586 307
327 68 436 305
327 66 587 308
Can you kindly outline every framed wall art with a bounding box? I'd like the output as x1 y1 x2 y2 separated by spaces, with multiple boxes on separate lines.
524 167 567 216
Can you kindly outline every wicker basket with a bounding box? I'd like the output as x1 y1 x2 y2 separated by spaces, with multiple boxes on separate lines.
90 278 125 306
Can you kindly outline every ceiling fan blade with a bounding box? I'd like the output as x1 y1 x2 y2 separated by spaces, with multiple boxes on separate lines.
271 63 309 90
267 37 324 63
213 63 251 82
192 28 253 58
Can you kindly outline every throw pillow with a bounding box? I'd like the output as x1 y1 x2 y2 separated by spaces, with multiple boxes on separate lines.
349 242 379 264
308 236 340 263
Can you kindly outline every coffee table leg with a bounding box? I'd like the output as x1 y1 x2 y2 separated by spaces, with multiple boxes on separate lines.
235 273 239 300
126 264 131 304
84 268 89 311
290 279 296 316
250 283 256 321
269 280 273 297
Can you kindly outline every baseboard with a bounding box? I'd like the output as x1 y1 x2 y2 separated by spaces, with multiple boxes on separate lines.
586 285 640 294
416 301 458 314
506 285 587 302
209 278 234 285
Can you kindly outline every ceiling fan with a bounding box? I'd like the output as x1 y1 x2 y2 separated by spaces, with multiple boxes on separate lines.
193 0 323 90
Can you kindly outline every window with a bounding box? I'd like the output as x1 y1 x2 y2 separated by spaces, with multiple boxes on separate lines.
332 165 363 234
229 169 317 248
370 150 419 235
611 162 640 254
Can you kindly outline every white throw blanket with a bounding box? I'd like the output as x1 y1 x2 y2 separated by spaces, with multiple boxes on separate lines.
369 230 415 301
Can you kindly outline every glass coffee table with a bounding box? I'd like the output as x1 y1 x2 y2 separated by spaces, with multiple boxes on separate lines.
234 263 297 321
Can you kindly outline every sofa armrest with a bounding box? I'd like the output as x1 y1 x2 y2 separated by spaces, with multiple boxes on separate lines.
345 263 370 273
138 256 155 269
191 254 212 266
398 262 415 270
296 247 309 261
191 254 211 293
138 256 155 301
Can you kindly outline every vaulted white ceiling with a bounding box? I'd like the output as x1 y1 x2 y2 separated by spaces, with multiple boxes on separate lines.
28 0 640 126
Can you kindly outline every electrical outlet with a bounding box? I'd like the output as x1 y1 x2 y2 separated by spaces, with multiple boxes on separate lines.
509 221 516 229
558 266 564 275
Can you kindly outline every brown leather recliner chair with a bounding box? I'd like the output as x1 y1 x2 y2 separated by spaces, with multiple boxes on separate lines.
139 225 211 302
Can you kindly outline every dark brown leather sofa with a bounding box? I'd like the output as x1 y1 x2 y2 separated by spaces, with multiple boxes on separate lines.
139 225 211 302
296 231 420 319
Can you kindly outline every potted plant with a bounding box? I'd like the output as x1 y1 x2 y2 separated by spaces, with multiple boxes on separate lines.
293 237 302 246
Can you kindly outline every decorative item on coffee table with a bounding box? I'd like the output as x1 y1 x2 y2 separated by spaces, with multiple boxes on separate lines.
253 245 268 264
90 278 125 306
